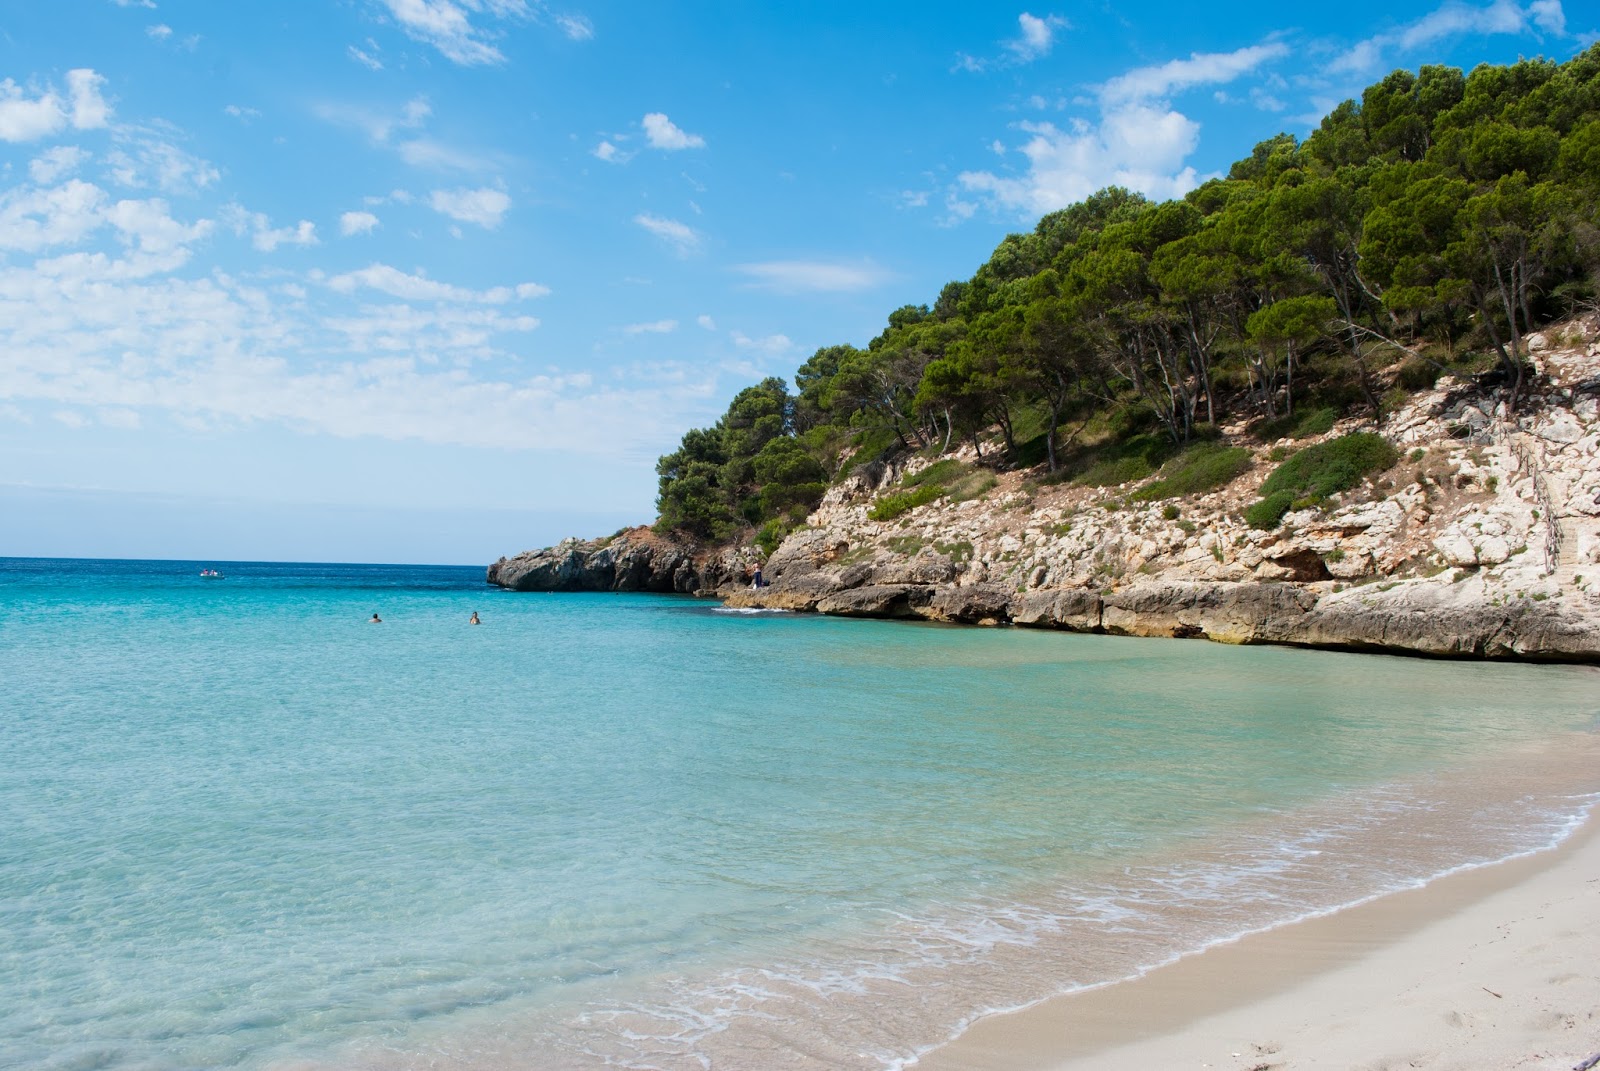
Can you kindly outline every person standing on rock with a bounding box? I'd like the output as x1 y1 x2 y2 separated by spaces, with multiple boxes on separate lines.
751 566 764 590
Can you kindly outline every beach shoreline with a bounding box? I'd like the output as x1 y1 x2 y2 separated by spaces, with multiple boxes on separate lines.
915 802 1600 1071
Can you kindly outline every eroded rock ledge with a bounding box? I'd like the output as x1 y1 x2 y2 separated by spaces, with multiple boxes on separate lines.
719 575 1596 662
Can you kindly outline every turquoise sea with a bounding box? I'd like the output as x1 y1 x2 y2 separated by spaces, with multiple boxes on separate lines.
3 557 1598 1071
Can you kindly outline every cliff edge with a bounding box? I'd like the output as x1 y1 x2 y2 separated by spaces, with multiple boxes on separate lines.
490 324 1600 663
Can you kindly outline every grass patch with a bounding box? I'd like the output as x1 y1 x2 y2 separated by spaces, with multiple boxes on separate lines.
869 483 943 521
903 458 966 488
1130 443 1252 502
950 473 998 502
1071 432 1176 488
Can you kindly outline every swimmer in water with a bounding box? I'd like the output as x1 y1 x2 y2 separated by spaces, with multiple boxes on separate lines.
370 613 382 623
469 611 480 625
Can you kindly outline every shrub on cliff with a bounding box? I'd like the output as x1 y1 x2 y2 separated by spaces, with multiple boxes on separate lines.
1245 432 1398 529
869 484 943 521
1245 491 1296 529
1260 432 1399 501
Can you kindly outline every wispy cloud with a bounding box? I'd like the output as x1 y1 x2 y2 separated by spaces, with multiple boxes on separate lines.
555 13 594 40
622 318 677 335
730 330 794 356
348 44 384 70
1100 42 1289 105
634 212 699 253
1328 0 1574 74
220 205 317 252
371 0 531 66
733 259 892 294
329 262 547 302
642 113 705 150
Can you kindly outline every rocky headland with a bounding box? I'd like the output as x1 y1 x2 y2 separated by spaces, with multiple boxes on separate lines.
489 324 1600 663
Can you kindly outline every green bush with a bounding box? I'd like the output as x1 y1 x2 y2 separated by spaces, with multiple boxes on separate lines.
869 483 944 521
1245 491 1295 529
1131 443 1253 501
1260 432 1399 501
1162 504 1181 520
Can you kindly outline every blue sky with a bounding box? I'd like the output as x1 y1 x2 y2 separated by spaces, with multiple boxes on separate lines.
0 0 1592 564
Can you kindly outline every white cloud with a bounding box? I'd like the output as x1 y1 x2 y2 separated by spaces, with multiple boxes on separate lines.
110 0 157 7
220 205 318 252
0 243 716 456
1008 13 1067 62
955 42 1291 220
223 104 261 123
642 112 705 150
1530 0 1566 33
556 13 594 39
0 180 111 252
960 107 1201 217
329 263 546 303
30 146 88 185
105 197 213 254
1100 43 1289 106
633 213 699 253
429 186 510 228
593 140 622 162
349 45 384 70
0 69 112 143
733 260 892 294
1329 0 1571 75
372 0 530 66
340 210 381 236
147 23 173 40
398 138 491 171
696 314 716 330
622 318 677 335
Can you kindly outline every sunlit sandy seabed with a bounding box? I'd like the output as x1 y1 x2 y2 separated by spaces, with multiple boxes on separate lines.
2 558 1597 1071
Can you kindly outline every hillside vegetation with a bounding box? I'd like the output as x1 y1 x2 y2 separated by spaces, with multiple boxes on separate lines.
653 49 1600 551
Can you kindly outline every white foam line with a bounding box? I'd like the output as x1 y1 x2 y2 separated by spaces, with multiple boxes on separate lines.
892 792 1600 1071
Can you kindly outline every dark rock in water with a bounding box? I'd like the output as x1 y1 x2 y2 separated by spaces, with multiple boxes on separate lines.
488 528 711 593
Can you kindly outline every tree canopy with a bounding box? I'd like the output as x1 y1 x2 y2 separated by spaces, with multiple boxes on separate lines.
655 48 1600 547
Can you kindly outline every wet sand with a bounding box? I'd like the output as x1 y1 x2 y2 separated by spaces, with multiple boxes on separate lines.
918 811 1600 1071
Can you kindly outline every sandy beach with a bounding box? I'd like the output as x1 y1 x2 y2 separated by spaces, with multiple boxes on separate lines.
919 807 1600 1071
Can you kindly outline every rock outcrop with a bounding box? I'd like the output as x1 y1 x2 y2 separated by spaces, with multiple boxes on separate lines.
491 320 1600 663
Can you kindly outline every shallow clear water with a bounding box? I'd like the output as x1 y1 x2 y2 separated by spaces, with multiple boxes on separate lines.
2 557 1597 1070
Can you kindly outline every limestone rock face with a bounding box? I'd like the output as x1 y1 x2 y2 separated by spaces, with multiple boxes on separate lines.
814 584 933 618
491 319 1600 663
924 584 1015 625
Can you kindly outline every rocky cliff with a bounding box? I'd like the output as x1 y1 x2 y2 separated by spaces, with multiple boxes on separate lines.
490 322 1600 663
